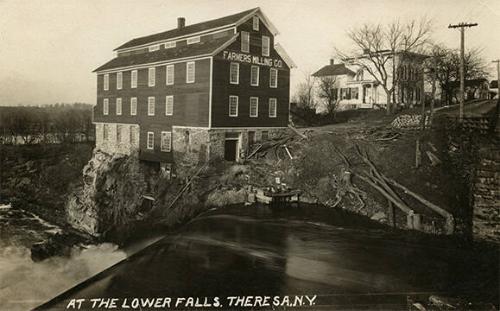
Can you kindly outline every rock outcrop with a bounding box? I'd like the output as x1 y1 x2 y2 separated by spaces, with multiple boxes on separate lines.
66 150 149 236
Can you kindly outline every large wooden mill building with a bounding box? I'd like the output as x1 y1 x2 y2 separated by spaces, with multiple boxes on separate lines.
93 8 294 169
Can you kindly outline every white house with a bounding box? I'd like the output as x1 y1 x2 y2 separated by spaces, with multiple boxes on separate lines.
312 51 427 111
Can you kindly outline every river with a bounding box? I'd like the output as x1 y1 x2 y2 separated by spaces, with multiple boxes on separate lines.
33 204 498 310
0 204 161 311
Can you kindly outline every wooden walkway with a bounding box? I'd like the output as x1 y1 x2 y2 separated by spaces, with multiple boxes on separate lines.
263 189 302 207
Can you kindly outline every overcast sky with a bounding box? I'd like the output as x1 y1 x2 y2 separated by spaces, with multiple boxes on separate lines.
1 0 499 106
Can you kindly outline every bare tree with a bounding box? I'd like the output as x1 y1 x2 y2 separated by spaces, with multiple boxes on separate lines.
337 18 432 114
317 76 338 116
293 74 317 110
425 44 489 105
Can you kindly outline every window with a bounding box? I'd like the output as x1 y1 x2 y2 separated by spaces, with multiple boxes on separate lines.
269 68 278 88
148 67 155 87
261 131 269 140
103 124 109 140
166 65 174 85
250 66 259 86
131 70 137 88
148 45 160 52
241 31 250 53
147 132 154 150
164 41 176 49
116 72 122 89
130 97 137 116
103 74 109 91
351 87 359 100
250 97 258 117
269 98 277 117
161 131 172 152
148 97 155 116
262 36 270 57
253 16 259 31
129 126 136 144
116 125 122 143
340 88 349 99
116 98 122 115
165 95 174 116
186 62 195 83
103 98 109 115
187 36 200 44
356 70 364 81
229 96 238 117
229 62 239 84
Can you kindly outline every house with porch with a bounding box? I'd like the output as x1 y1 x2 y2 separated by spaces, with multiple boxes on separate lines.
312 51 427 111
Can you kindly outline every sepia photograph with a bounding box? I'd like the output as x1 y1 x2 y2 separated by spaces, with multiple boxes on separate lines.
0 0 499 310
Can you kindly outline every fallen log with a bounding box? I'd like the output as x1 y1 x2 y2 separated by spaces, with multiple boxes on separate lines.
355 174 413 214
288 125 308 140
355 145 406 207
426 151 442 166
246 144 263 159
382 176 454 234
283 145 293 159
375 134 400 141
428 142 438 152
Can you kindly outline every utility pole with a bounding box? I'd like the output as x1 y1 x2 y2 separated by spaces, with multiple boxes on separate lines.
493 60 500 103
448 22 478 122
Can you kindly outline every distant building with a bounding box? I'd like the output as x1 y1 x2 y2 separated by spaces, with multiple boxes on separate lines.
92 8 295 168
312 51 427 111
489 80 498 99
448 78 490 101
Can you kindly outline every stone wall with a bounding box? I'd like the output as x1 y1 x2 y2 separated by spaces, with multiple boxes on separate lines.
172 127 210 175
95 122 139 155
208 128 288 161
472 145 500 243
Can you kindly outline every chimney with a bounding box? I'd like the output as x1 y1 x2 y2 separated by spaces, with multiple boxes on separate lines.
330 59 335 65
177 17 185 29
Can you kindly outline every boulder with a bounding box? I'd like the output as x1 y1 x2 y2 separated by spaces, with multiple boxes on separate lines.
30 233 74 262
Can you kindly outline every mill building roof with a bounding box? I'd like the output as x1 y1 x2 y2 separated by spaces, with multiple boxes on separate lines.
114 7 277 51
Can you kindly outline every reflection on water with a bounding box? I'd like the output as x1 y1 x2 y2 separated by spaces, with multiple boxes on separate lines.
39 204 499 309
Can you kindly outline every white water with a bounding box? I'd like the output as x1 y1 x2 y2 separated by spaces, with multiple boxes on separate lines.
0 244 127 311
0 204 128 310
0 203 167 311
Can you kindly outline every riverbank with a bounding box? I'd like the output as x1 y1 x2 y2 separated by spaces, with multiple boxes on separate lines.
0 143 95 256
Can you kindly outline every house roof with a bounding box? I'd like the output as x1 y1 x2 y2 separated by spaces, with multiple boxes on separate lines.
94 35 238 72
115 8 259 51
312 64 356 77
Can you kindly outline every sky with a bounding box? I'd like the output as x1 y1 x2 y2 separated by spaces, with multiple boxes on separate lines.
0 0 499 106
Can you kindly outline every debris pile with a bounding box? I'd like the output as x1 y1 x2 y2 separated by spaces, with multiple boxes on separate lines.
391 114 428 129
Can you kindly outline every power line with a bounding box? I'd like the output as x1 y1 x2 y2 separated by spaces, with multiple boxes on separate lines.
448 22 478 122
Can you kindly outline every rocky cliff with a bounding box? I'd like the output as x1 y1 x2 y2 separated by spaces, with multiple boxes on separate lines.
66 150 150 237
65 149 219 240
